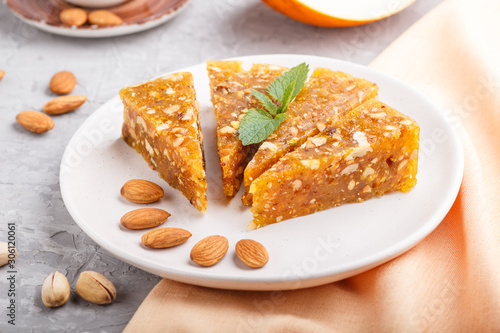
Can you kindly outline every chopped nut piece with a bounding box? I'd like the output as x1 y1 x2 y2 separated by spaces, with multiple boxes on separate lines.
230 121 240 129
292 179 302 191
362 185 372 193
219 125 236 134
165 105 180 114
346 145 373 160
353 131 369 146
341 164 358 176
362 167 375 178
156 124 169 132
181 108 193 121
410 149 418 159
397 159 409 171
311 137 327 147
370 112 386 119
173 137 184 147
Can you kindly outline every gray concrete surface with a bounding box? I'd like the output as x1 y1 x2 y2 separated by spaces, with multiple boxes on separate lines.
0 0 442 331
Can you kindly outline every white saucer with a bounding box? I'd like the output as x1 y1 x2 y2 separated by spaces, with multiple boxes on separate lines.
4 0 190 38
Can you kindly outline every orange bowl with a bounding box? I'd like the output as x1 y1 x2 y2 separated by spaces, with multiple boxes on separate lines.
262 0 416 27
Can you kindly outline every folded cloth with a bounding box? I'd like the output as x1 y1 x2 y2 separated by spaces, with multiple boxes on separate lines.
125 0 500 331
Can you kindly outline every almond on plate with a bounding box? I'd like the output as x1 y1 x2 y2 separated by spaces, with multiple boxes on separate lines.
235 239 269 268
16 111 54 133
59 8 88 27
120 179 164 204
43 95 87 115
190 235 229 267
120 208 171 230
88 10 123 26
141 228 192 249
49 71 77 95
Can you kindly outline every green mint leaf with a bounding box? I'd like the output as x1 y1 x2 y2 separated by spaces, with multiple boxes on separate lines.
275 113 287 123
267 63 309 105
237 62 308 145
278 80 296 114
239 108 286 145
250 89 277 115
290 63 309 98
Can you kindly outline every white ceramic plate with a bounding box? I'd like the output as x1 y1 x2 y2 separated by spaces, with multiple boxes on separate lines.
4 0 190 38
60 54 463 290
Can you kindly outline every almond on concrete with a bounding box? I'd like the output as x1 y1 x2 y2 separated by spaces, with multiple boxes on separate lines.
0 70 5 80
141 227 192 249
59 8 88 27
190 235 229 267
43 95 87 115
120 179 164 204
16 111 54 133
88 10 123 26
121 208 171 230
76 271 116 305
49 71 77 95
235 239 269 268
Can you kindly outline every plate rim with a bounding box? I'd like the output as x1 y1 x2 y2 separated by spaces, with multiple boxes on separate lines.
60 54 464 290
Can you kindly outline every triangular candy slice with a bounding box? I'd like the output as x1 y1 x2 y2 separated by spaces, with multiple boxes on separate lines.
248 99 419 229
242 68 379 205
120 72 207 212
207 61 287 197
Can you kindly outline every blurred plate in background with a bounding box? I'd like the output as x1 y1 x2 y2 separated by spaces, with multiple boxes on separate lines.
3 0 190 38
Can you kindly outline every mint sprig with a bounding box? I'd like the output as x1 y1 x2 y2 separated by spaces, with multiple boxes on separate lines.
238 63 309 145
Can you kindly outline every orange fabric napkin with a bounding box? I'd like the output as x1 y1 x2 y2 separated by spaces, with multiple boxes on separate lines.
125 0 500 331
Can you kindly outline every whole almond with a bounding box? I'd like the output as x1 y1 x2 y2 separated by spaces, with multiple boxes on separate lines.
235 239 269 268
16 110 54 133
120 179 164 204
41 271 70 308
76 271 116 305
121 208 171 230
43 95 87 115
59 8 88 27
141 227 192 249
49 71 77 95
0 70 5 80
190 235 229 267
88 10 123 26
